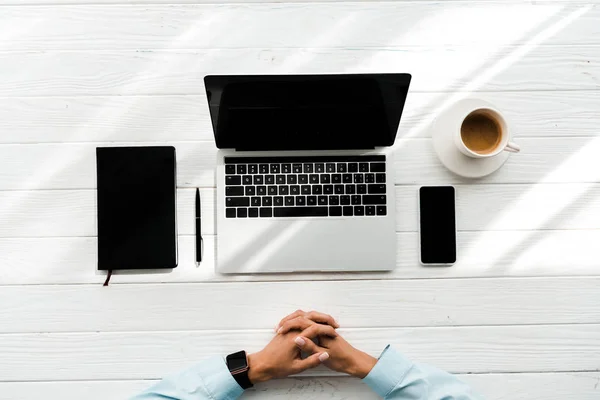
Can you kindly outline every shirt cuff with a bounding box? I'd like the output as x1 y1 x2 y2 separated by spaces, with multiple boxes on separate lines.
180 356 244 400
362 345 414 398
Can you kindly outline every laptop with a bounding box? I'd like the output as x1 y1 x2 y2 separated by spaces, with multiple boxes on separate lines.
205 74 411 273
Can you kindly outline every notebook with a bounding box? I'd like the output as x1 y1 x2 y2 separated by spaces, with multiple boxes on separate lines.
96 146 177 270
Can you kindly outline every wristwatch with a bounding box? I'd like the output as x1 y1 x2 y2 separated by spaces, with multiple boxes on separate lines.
226 350 254 389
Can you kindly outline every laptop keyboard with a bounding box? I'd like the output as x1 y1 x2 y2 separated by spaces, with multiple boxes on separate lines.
224 155 387 218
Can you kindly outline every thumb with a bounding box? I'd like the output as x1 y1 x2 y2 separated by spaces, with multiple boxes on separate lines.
293 336 330 372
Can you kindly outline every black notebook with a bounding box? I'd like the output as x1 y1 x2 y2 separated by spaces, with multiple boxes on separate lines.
96 146 177 270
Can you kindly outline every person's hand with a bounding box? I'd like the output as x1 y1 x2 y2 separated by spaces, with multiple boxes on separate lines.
286 320 378 379
247 310 339 384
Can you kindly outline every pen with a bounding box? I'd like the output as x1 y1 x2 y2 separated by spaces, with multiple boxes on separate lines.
195 188 202 264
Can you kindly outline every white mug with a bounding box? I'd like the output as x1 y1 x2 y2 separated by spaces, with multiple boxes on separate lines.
454 106 520 159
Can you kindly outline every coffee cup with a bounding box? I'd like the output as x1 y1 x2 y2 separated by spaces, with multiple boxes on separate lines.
454 106 520 158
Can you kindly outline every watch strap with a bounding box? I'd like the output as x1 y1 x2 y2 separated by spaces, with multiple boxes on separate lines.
231 368 253 389
226 351 253 389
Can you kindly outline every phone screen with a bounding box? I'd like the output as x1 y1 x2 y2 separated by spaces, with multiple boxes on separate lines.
419 186 456 264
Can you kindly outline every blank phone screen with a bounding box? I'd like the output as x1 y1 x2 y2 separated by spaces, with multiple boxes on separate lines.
419 186 456 264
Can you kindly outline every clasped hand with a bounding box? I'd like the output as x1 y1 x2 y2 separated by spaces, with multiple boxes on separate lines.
247 310 377 384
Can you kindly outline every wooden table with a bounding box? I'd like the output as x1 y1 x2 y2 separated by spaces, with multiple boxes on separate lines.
1 1 599 399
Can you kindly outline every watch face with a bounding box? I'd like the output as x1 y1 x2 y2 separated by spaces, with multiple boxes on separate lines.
227 351 248 372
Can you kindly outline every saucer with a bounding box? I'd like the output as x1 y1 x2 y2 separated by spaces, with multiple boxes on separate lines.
431 100 510 178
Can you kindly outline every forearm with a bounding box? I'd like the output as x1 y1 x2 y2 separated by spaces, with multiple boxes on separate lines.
363 346 482 400
131 356 243 400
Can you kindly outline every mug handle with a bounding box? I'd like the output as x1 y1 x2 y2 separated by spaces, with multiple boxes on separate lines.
504 141 520 153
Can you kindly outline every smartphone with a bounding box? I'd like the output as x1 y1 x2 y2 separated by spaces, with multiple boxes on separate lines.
419 186 456 265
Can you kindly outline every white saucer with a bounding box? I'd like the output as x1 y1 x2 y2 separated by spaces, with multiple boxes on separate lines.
432 99 510 179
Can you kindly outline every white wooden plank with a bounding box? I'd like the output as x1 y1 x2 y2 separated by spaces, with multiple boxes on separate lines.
0 3 598 51
2 372 600 400
1 228 598 285
0 46 598 97
1 0 597 4
1 137 599 191
3 277 600 333
1 325 599 381
1 183 598 238
1 91 597 144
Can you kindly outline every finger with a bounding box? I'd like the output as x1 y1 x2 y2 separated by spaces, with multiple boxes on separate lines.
293 351 330 373
300 323 338 339
305 311 339 329
293 335 326 354
278 316 314 335
276 310 306 332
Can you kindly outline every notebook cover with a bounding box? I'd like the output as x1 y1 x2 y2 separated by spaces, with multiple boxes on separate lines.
96 146 177 270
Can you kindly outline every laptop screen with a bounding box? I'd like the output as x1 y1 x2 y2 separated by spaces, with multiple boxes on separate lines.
204 74 411 151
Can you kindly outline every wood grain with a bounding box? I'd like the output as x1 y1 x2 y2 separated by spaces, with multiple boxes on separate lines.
2 372 600 400
1 229 598 285
1 137 599 191
0 45 598 97
1 91 598 144
0 3 598 50
2 325 599 381
3 277 600 333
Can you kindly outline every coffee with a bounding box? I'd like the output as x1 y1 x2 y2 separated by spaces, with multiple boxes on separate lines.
460 111 502 154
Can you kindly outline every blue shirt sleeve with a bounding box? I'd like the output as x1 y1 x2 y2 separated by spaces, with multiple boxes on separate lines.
363 345 482 399
131 356 243 400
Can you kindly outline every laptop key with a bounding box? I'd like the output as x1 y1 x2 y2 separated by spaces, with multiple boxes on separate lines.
259 164 269 174
260 207 273 218
324 185 334 195
329 206 342 216
318 196 328 205
248 164 258 174
301 185 311 194
365 173 375 183
312 185 323 194
237 208 248 218
262 197 273 207
293 164 302 173
343 206 353 216
290 185 300 195
336 163 347 173
265 175 275 185
299 174 309 184
237 165 247 175
226 208 236 218
287 175 297 185
282 164 292 174
366 206 376 216
251 197 261 207
320 174 331 184
341 195 350 205
225 165 236 175
303 163 314 173
309 174 319 184
326 163 335 173
348 163 358 173
245 186 256 196
268 186 278 195
377 205 387 215
253 175 264 185
357 184 367 194
376 173 386 183
257 186 267 196
329 195 340 205
354 206 365 216
334 185 344 194
354 174 364 183
332 174 342 184
274 207 328 217
274 196 284 206
226 197 249 207
315 163 325 173
226 187 244 196
370 163 386 172
351 195 361 205
279 185 289 195
363 195 386 205
367 184 386 194
285 196 294 206
296 196 306 206
270 164 280 174
242 175 252 185
249 207 259 218
226 176 241 185
307 196 317 206
345 185 356 194
359 163 369 172
276 175 286 184
343 174 353 183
